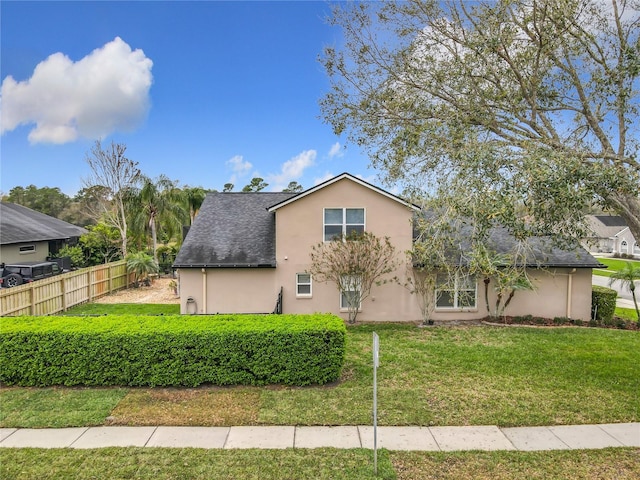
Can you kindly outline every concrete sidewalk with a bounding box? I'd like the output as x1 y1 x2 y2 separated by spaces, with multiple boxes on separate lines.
0 423 638 451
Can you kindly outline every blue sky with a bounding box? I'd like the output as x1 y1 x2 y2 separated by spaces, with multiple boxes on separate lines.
1 1 377 196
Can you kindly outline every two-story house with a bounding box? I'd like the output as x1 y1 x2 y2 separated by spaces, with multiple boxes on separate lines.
174 173 600 321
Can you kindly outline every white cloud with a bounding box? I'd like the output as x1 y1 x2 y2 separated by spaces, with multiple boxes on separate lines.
328 142 343 159
226 155 253 184
267 150 316 191
1 37 153 144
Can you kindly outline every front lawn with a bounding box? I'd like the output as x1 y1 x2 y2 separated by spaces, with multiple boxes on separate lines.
1 324 638 428
1 448 639 480
62 303 180 315
593 257 640 278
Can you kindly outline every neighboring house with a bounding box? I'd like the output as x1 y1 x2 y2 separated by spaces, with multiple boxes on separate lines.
174 173 601 321
583 215 639 258
0 202 87 264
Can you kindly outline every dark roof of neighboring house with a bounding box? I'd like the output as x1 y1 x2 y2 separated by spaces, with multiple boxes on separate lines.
585 215 629 238
173 192 296 268
0 202 87 245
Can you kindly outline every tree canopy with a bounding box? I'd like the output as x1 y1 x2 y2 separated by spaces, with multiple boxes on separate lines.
321 0 640 243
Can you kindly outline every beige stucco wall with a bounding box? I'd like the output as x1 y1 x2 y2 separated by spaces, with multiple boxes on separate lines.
0 241 50 264
178 267 279 314
273 178 422 322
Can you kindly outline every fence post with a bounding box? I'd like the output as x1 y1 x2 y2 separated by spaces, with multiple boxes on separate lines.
29 285 35 315
61 277 67 311
88 268 93 302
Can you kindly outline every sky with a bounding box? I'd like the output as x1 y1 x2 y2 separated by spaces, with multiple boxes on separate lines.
0 0 379 196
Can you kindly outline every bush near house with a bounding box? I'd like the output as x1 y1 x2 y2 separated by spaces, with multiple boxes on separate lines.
592 286 617 324
0 314 346 387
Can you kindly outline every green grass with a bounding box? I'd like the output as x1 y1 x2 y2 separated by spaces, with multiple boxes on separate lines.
0 387 128 428
2 325 638 429
593 257 640 278
62 303 180 315
616 307 638 322
1 448 639 479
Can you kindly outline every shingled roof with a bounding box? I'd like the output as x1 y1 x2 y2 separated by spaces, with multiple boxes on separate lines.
173 192 297 268
0 202 87 245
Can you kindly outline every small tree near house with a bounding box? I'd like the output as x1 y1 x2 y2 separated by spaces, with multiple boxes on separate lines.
308 231 398 323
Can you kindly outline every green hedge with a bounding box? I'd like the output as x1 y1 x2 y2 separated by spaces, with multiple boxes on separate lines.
0 314 346 387
591 286 617 324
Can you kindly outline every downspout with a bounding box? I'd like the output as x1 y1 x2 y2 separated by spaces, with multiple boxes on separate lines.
202 268 207 314
566 268 576 319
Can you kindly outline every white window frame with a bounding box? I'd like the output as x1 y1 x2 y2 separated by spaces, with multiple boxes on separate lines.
19 245 36 254
323 208 365 242
435 273 477 310
296 273 312 297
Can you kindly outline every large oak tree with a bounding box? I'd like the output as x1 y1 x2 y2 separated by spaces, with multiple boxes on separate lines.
321 0 640 242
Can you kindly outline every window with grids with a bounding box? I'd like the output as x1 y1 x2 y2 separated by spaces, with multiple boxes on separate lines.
296 273 312 297
340 275 361 310
324 208 365 241
435 273 477 309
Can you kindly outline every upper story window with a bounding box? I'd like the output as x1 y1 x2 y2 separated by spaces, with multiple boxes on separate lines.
324 208 365 241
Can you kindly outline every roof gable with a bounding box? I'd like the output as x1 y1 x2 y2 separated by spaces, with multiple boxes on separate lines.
267 173 420 212
0 202 87 245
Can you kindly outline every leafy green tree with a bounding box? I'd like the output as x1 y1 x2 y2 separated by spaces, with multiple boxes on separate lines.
7 185 70 218
308 231 398 323
128 175 187 263
79 222 122 266
609 262 640 323
223 183 234 192
283 181 304 193
321 0 640 244
242 177 268 192
182 186 207 224
54 245 85 269
126 251 159 286
84 140 141 257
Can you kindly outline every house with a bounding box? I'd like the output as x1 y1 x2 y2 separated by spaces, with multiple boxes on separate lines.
174 173 601 321
0 202 87 264
583 215 639 258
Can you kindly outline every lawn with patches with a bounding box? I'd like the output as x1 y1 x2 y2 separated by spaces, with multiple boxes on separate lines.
2 448 638 479
2 325 637 429
62 303 180 315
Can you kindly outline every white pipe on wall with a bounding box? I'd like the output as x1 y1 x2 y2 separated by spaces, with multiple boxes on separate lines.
202 268 207 314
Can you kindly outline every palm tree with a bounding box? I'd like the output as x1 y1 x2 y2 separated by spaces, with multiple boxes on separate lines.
129 175 187 262
609 262 640 324
182 186 207 225
126 251 159 286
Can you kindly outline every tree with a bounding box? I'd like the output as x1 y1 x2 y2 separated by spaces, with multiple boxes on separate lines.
7 185 70 218
182 186 207 224
83 140 141 256
321 0 640 244
223 183 234 192
126 251 159 287
283 181 304 193
79 222 122 265
242 177 268 192
129 175 187 263
609 262 640 323
308 231 398 323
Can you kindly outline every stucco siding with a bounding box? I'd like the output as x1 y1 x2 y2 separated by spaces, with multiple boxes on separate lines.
0 241 50 264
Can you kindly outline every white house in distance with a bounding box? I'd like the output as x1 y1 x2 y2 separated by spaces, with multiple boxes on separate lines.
174 173 602 322
584 215 639 258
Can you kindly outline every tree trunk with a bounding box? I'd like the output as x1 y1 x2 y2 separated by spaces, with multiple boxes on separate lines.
608 192 640 246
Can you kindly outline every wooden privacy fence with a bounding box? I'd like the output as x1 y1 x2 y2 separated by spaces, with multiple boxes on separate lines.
0 260 132 317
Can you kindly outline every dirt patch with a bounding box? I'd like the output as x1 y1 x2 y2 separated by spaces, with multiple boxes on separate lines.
94 277 179 304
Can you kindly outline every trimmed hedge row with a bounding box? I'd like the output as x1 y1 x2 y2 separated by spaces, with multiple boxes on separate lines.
592 286 617 324
0 314 346 387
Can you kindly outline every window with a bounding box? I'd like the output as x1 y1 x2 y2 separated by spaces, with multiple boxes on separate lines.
340 275 361 310
435 273 477 310
296 273 312 297
19 245 36 254
620 240 628 254
324 208 365 241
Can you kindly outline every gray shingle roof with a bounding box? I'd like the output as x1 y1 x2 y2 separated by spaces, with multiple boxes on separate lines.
585 215 629 238
0 202 87 245
173 192 297 268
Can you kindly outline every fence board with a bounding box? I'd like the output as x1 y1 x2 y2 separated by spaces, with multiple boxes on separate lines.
0 260 131 316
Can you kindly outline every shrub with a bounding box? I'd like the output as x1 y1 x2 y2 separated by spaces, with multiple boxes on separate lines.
553 317 569 325
591 286 617 324
0 314 346 387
